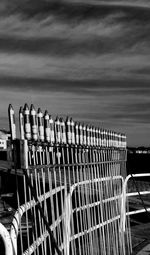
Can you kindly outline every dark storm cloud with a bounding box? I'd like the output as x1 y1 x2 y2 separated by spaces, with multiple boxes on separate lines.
0 0 150 80
0 0 150 57
112 101 150 124
0 0 150 145
0 36 127 56
0 76 150 96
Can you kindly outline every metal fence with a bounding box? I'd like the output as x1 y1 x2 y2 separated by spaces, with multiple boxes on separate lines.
0 104 131 255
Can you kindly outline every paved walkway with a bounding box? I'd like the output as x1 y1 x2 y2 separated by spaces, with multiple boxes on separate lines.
131 221 150 255
137 243 150 255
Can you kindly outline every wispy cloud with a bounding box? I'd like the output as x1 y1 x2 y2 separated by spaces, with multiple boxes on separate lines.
0 0 149 79
66 0 150 9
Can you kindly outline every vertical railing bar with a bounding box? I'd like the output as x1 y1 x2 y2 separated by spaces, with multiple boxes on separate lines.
95 147 107 255
81 146 91 255
88 145 97 254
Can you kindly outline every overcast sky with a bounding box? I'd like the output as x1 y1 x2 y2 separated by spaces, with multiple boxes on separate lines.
0 0 150 146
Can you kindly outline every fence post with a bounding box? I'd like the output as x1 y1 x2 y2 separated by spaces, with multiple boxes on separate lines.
0 222 13 255
20 139 28 169
120 175 131 234
63 189 72 255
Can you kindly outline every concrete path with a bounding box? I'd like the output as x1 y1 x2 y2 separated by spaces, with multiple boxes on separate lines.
137 244 150 255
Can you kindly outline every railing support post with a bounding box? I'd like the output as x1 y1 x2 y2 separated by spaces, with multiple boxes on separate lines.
20 139 28 169
0 223 13 255
63 189 72 255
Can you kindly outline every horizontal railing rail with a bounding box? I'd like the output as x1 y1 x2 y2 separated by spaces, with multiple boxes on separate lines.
121 174 150 231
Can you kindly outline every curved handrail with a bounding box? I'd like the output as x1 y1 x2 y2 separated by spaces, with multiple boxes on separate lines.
120 173 150 232
10 186 64 255
0 222 13 255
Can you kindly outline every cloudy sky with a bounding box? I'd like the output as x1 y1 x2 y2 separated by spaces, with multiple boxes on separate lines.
0 0 150 146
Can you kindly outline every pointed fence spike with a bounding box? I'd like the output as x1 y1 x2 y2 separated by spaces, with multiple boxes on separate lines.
44 110 50 142
19 107 24 140
66 117 71 145
49 115 55 144
55 116 61 144
37 108 44 141
23 103 31 140
8 104 16 140
30 104 38 141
